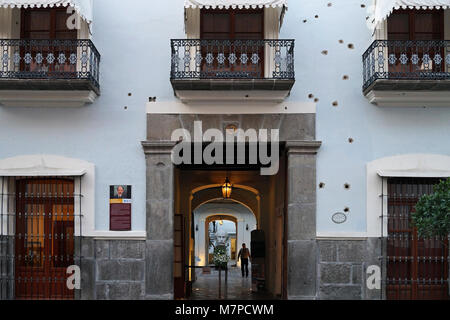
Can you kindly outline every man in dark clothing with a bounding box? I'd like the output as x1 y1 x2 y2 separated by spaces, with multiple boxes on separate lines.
237 243 251 278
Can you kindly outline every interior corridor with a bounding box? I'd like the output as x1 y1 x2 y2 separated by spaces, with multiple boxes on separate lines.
189 267 275 300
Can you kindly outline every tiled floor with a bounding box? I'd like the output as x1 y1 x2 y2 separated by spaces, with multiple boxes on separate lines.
189 267 275 300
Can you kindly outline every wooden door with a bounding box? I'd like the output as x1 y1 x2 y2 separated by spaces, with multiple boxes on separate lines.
386 178 449 300
15 179 75 300
200 9 264 78
20 7 78 75
387 9 444 75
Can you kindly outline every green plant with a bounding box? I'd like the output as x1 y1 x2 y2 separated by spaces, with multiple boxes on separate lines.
212 245 229 269
412 178 450 238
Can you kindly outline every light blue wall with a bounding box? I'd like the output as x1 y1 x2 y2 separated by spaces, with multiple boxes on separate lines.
0 0 185 231
1 0 449 234
281 0 450 233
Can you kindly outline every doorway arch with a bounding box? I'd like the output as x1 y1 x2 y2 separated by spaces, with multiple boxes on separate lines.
193 201 257 268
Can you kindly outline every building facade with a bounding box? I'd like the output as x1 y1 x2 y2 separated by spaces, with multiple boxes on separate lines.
0 0 449 300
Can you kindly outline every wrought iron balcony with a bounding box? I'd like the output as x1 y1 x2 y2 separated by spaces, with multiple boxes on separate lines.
0 39 100 94
170 39 294 102
363 40 450 92
171 39 294 80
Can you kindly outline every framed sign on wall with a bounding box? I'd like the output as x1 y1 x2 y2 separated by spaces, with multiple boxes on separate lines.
109 185 132 231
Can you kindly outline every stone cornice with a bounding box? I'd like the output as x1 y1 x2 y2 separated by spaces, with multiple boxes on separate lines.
285 141 322 155
141 141 177 155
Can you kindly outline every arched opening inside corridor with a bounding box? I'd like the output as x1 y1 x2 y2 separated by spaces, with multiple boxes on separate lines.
173 156 287 300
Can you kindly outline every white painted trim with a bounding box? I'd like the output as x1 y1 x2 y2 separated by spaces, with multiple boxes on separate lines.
0 154 90 177
316 232 368 240
92 231 147 240
366 154 450 237
146 100 316 114
0 90 97 107
175 90 291 103
0 155 96 237
365 90 450 107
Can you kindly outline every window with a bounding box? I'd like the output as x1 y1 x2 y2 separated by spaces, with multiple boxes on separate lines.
15 178 75 300
387 9 444 41
386 10 445 75
201 9 264 40
199 9 264 78
21 7 77 40
20 7 77 74
386 178 449 300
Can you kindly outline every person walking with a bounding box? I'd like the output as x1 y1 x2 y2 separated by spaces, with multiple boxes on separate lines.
237 243 251 278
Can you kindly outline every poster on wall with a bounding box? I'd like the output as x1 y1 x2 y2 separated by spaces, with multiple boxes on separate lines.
109 185 132 231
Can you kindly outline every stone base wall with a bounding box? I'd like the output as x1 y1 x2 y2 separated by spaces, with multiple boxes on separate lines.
80 238 146 300
0 235 14 300
317 238 382 300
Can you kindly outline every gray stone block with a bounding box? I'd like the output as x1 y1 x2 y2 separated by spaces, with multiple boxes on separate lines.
95 240 110 259
319 285 362 300
318 241 337 262
320 264 351 284
110 241 144 260
287 202 316 241
280 114 316 141
109 283 129 300
147 200 173 241
352 264 363 285
74 237 93 259
145 240 173 296
146 155 173 201
97 260 145 281
287 154 316 204
96 283 108 300
287 240 316 298
337 241 366 263
261 114 283 131
80 258 95 300
147 114 181 140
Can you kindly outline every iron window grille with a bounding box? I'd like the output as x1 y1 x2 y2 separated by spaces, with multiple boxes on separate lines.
0 176 83 300
380 177 449 300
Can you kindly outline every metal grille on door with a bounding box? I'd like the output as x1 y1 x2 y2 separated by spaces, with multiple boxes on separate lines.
386 178 449 300
0 177 83 300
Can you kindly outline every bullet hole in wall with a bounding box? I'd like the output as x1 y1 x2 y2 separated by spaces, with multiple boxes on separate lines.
361 4 366 8
348 137 354 143
339 39 344 44
332 101 338 107
315 15 319 18
343 75 349 80
149 97 156 102
327 3 332 7
321 50 328 55
348 43 354 49
308 93 314 99
344 183 351 190
344 207 350 213
303 19 307 23
314 98 319 103
319 182 325 189
128 93 132 96
124 106 128 110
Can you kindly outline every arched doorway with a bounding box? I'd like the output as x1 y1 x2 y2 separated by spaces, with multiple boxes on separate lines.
173 166 287 300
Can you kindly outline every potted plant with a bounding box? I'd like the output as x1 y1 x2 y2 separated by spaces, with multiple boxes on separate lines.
213 245 229 270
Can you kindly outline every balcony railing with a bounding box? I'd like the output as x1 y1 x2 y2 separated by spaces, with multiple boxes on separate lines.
171 39 295 80
0 39 100 92
363 40 450 91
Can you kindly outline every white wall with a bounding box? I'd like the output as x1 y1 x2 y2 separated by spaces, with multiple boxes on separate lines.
194 202 257 267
